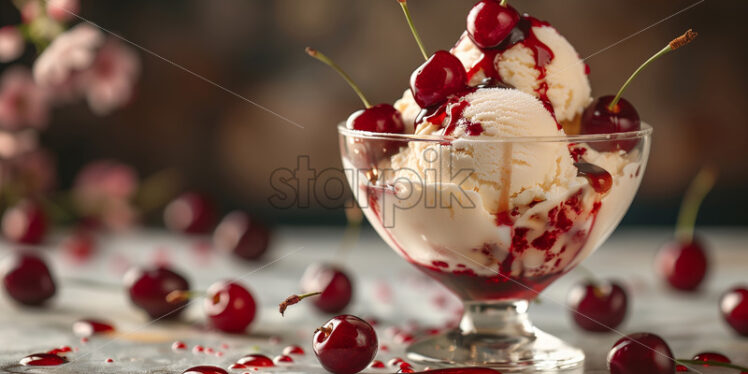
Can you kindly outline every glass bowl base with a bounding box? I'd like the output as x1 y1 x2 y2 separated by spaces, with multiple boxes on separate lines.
406 328 584 373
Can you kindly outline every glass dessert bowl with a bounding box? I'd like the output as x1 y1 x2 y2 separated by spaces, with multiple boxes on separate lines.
339 123 652 372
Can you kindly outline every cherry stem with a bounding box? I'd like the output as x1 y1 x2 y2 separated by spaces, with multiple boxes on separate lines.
500 0 507 6
278 291 322 316
676 359 748 372
397 0 429 61
608 29 697 111
165 289 206 304
675 167 717 244
305 47 371 109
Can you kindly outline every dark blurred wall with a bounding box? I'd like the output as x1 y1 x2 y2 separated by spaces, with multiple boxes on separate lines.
5 0 748 226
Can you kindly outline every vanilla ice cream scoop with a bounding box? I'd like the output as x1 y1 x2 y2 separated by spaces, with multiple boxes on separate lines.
391 88 579 214
451 17 591 124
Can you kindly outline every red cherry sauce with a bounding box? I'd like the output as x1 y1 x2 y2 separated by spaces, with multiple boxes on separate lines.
20 353 68 366
461 16 558 126
575 163 613 194
363 182 602 301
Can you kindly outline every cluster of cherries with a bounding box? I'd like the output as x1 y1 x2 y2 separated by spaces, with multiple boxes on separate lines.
1 189 326 335
0 190 272 262
607 332 748 374
566 167 747 373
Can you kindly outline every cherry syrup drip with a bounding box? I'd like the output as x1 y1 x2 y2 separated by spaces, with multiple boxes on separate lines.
575 163 613 194
19 353 68 366
442 100 471 136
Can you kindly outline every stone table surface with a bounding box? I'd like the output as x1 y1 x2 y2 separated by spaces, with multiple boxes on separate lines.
0 227 746 373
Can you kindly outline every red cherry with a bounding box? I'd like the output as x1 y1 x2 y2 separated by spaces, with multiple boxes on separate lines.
692 352 730 365
301 263 353 314
204 281 256 333
467 0 520 49
347 104 405 134
656 237 708 291
124 266 190 319
164 192 217 234
1 199 47 244
410 50 468 108
567 280 628 332
580 96 641 152
313 315 378 374
214 211 271 261
720 286 748 336
2 252 56 306
182 366 228 374
607 332 675 374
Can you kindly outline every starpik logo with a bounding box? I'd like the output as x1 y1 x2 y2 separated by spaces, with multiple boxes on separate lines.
268 147 476 227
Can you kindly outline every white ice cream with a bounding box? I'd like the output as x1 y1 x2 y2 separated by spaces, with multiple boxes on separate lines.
451 26 592 123
392 88 579 214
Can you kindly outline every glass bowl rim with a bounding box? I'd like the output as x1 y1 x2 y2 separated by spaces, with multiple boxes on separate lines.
338 123 652 143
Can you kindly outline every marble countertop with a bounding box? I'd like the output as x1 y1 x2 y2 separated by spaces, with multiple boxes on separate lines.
0 227 746 373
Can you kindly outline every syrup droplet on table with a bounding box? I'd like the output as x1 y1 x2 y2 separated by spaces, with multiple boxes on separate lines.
273 355 293 364
72 319 115 337
172 341 187 351
282 345 304 355
19 353 68 366
182 366 228 374
236 354 274 367
47 346 72 355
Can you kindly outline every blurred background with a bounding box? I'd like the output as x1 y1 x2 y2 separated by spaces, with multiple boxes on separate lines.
1 0 747 228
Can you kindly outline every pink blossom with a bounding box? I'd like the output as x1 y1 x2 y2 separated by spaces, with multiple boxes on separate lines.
47 0 80 23
72 160 139 231
0 129 38 159
33 23 104 87
79 39 139 115
0 67 50 131
0 26 24 63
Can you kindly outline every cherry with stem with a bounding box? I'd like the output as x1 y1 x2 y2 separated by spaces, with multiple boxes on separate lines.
305 48 404 135
397 0 467 109
167 281 257 333
656 167 717 291
581 29 697 152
